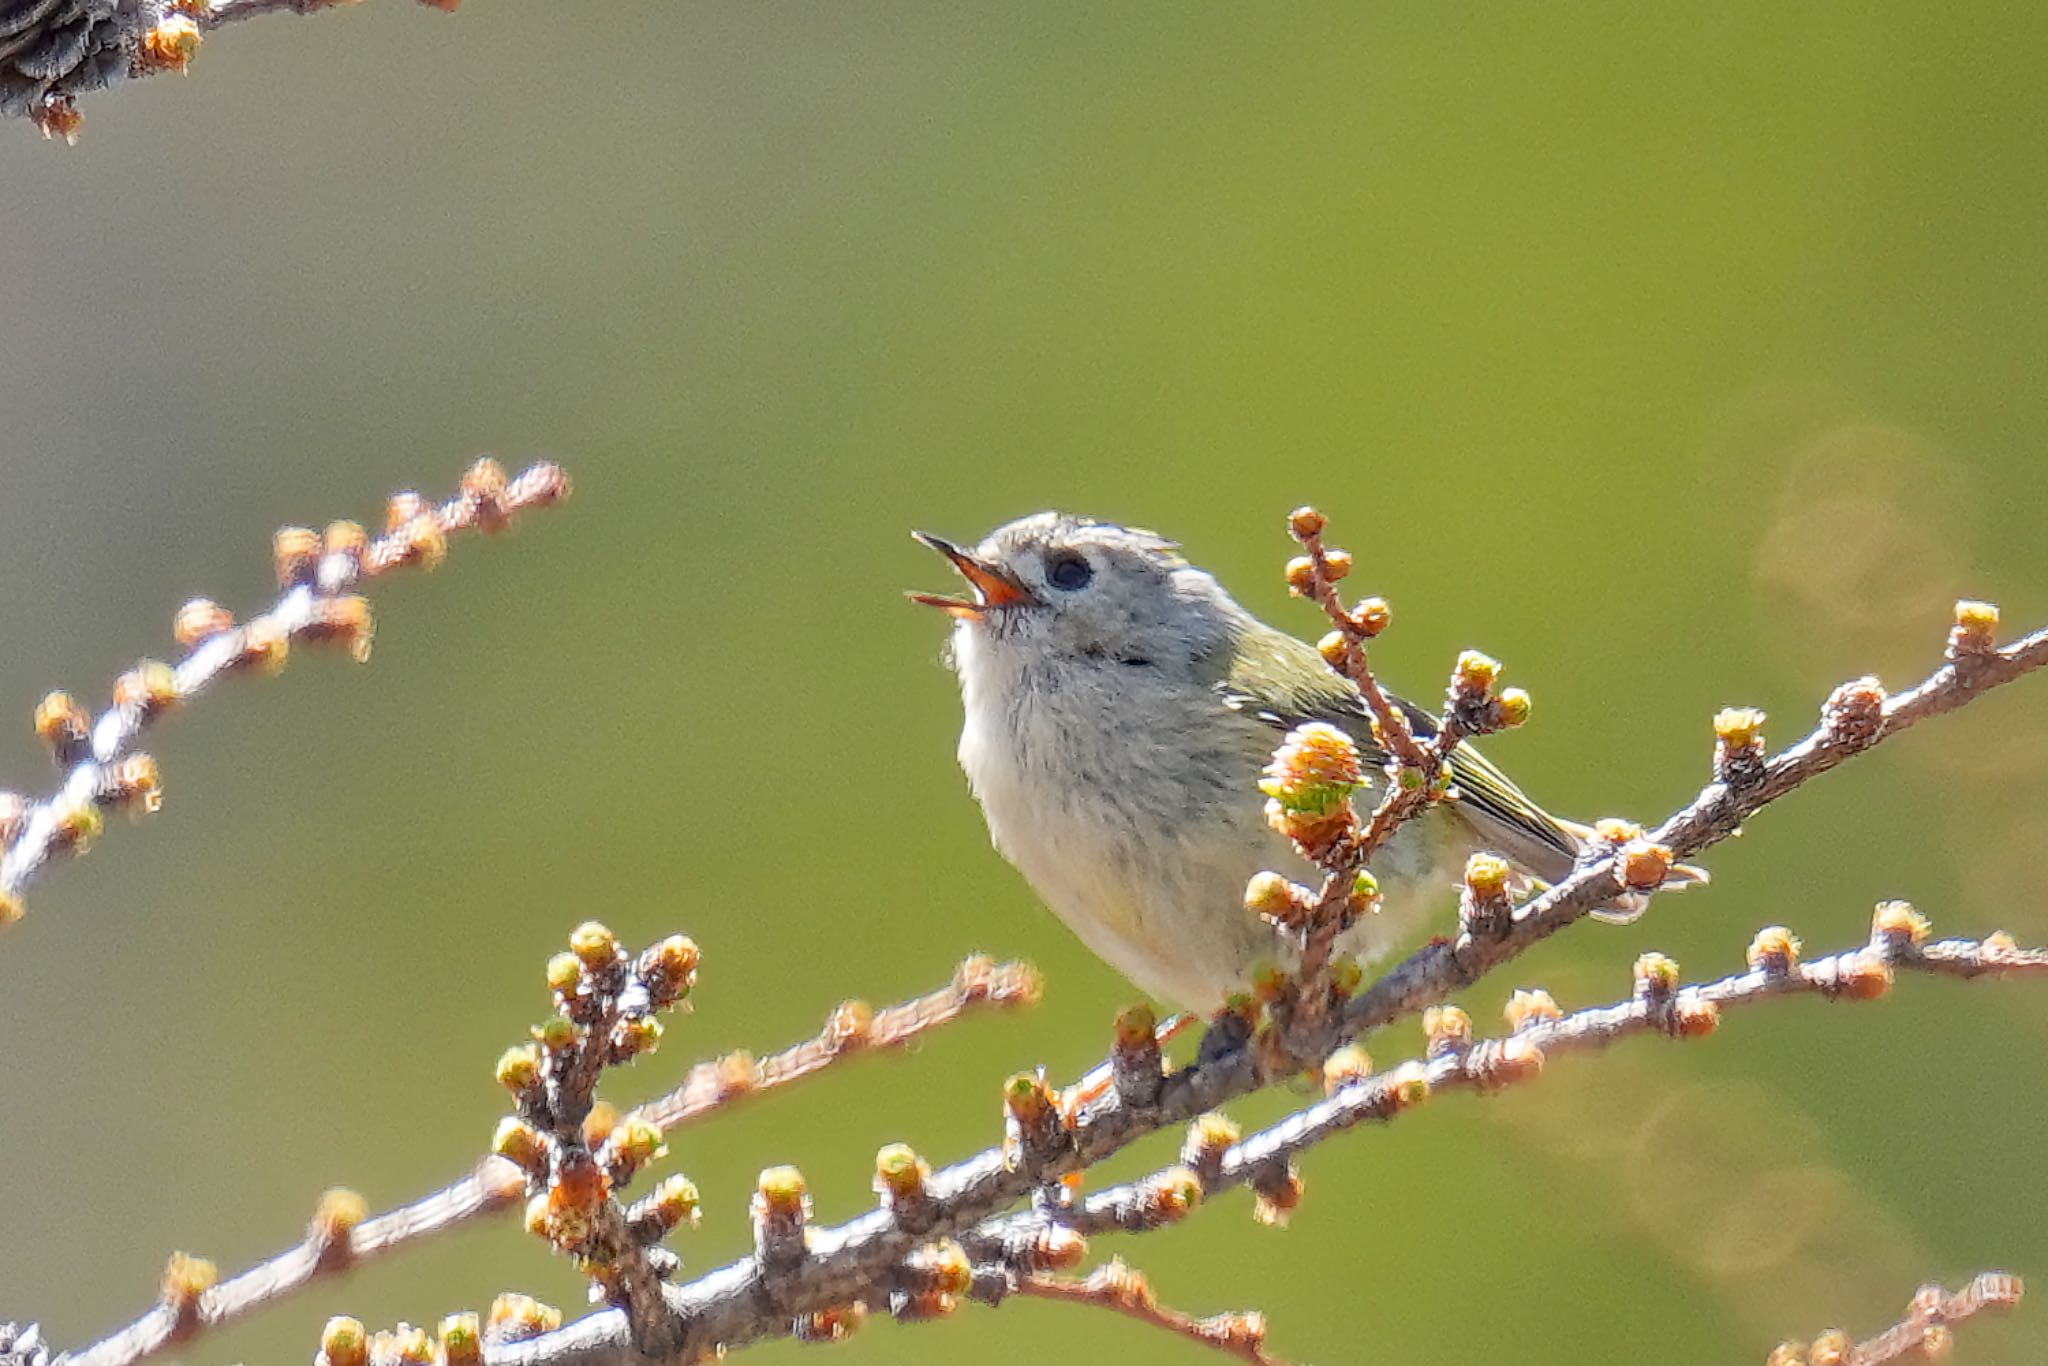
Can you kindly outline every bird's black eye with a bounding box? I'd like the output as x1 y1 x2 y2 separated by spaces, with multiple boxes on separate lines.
1046 552 1093 591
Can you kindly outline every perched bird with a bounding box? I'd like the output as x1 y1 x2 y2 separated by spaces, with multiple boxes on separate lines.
911 512 1692 1012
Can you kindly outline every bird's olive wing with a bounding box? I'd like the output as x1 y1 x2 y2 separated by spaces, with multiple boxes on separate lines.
1216 634 1578 871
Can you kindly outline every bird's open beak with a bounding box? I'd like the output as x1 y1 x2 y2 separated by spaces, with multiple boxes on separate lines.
906 532 1038 618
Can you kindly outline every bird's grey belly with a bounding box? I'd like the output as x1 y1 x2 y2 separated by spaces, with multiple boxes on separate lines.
965 699 1454 1009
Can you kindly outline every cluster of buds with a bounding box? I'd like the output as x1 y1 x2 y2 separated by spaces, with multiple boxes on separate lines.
493 924 700 1301
135 13 201 74
1259 721 1366 859
1444 649 1532 735
315 1313 485 1366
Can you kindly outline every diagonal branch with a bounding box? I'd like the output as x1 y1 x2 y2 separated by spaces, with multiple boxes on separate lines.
1 459 570 927
470 609 2048 1364
58 958 1039 1366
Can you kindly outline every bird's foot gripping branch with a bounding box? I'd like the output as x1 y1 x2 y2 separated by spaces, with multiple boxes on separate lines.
4 497 2045 1366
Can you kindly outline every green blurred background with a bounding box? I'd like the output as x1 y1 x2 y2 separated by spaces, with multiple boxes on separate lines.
3 5 2045 1362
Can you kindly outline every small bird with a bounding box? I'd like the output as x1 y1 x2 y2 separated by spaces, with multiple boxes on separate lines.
911 512 1689 1012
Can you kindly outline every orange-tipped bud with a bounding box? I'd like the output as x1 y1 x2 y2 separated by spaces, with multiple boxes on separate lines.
1321 548 1353 581
1423 1004 1472 1054
30 93 81 144
173 598 235 647
1950 599 2000 655
1113 1001 1158 1050
1181 1111 1241 1172
238 618 289 674
320 1316 369 1366
1004 1071 1056 1124
1352 596 1392 636
1317 629 1350 667
1503 988 1562 1031
545 952 583 997
1808 1329 1851 1366
1633 952 1681 997
1495 687 1532 728
756 1164 809 1218
569 920 619 968
874 1143 931 1205
630 1174 702 1237
904 1239 973 1298
112 660 180 715
138 13 200 72
108 754 164 814
34 691 90 757
484 1294 561 1345
309 596 374 662
1321 1042 1373 1093
1838 953 1893 1000
273 525 321 587
1872 900 1931 949
309 1187 367 1257
1672 994 1720 1038
604 1113 666 1178
1747 925 1802 973
494 1042 541 1093
1615 838 1674 892
1463 853 1511 900
324 520 369 561
160 1250 217 1318
1713 706 1767 750
1198 1311 1270 1357
1251 1165 1305 1227
639 933 699 1006
795 1304 869 1344
611 1013 663 1060
1388 1060 1432 1110
1284 556 1317 595
1146 1165 1204 1222
438 1313 482 1366
1288 506 1327 539
491 1117 546 1173
1259 721 1365 814
1453 649 1501 694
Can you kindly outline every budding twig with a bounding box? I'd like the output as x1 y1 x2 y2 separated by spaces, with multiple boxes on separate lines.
1767 1271 2022 1366
0 459 571 930
58 954 1038 1366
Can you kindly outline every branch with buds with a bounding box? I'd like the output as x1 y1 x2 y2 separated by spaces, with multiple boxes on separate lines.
0 457 570 928
6 503 2045 1366
4 0 461 142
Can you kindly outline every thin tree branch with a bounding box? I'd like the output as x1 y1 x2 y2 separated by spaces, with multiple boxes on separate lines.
0 459 570 927
57 958 1040 1366
465 607 2048 1364
1012 1262 1284 1366
1766 1272 2023 1366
